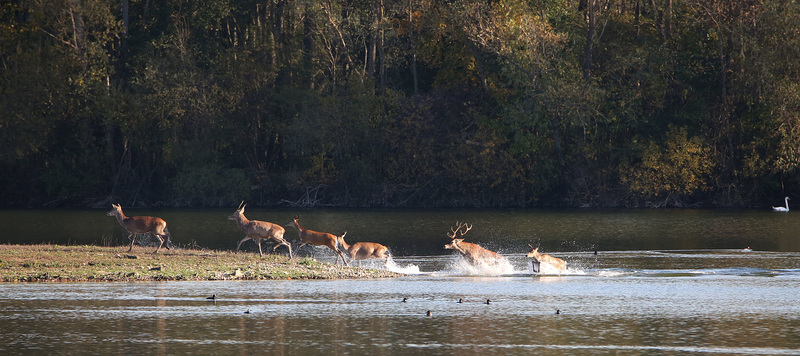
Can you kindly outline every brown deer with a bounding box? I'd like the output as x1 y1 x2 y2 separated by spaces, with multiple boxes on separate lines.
338 234 389 267
443 222 504 266
286 215 348 265
107 204 171 253
527 245 567 272
227 202 293 258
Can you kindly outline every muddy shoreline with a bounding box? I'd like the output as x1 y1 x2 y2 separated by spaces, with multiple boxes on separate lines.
0 244 400 282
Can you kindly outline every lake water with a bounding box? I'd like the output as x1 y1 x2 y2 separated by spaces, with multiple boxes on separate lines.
2 208 800 253
1 209 800 354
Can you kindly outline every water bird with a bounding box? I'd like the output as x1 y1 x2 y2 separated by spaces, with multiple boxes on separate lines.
426 310 432 317
772 197 790 212
556 309 561 315
742 246 752 252
244 309 251 314
206 294 216 300
457 298 463 303
402 297 408 303
484 299 491 305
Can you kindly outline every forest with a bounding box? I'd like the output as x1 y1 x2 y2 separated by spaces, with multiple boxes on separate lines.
1 0 799 208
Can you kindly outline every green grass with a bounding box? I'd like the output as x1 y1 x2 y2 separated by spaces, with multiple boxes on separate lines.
0 244 400 282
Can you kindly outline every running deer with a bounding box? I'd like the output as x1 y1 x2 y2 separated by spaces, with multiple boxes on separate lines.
227 202 293 258
443 222 504 265
107 204 171 253
526 245 567 273
286 215 348 265
338 235 389 267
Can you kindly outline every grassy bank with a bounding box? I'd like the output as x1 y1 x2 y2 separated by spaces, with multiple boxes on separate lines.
0 244 400 282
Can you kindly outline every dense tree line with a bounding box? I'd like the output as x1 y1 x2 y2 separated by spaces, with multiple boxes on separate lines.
1 0 799 208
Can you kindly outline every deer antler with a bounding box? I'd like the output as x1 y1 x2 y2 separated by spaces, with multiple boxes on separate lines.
448 221 472 239
237 201 245 210
448 221 460 239
461 223 472 236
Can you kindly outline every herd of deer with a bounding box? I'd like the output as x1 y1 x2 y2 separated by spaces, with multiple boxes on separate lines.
107 202 567 272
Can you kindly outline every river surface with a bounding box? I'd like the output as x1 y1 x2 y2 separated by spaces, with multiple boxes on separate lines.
2 208 800 253
1 209 800 354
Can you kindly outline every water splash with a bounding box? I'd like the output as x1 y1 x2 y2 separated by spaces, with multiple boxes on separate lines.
448 257 517 276
534 262 586 275
386 257 422 275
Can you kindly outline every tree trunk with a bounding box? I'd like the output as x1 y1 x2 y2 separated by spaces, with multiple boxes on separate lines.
635 0 640 36
122 0 129 36
367 0 378 80
583 0 595 82
551 116 565 167
409 0 418 95
665 0 672 40
303 4 315 89
377 0 385 94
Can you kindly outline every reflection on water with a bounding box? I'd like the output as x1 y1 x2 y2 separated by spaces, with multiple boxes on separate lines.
1 250 800 355
2 209 800 354
2 208 800 254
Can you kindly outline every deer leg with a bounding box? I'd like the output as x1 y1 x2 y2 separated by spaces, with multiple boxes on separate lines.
337 248 349 266
127 232 136 252
285 242 293 259
270 238 283 252
295 242 308 257
236 236 250 253
333 248 347 265
328 245 341 265
255 238 264 256
153 235 165 254
163 228 172 250
271 238 293 259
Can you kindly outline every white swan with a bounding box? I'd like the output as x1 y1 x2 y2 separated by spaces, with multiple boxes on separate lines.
772 197 790 212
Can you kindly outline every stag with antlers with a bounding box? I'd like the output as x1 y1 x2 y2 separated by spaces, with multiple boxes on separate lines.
228 202 293 258
286 215 348 265
443 222 504 266
107 204 172 253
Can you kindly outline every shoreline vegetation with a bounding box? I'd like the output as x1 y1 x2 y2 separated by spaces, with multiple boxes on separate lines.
3 2 800 211
0 244 400 283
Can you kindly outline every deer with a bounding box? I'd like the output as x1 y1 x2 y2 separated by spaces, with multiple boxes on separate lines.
526 244 567 273
338 234 389 267
443 222 504 266
227 202 293 258
286 215 348 265
107 204 172 253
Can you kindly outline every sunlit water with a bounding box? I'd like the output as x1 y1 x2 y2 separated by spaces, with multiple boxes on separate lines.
2 250 800 355
2 209 800 354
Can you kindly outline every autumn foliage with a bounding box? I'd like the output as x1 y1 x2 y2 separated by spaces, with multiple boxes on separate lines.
1 0 798 208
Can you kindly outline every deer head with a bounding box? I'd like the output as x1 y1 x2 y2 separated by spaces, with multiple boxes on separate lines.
444 238 465 250
227 201 246 220
286 215 300 229
526 244 542 260
107 204 122 217
444 222 472 250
